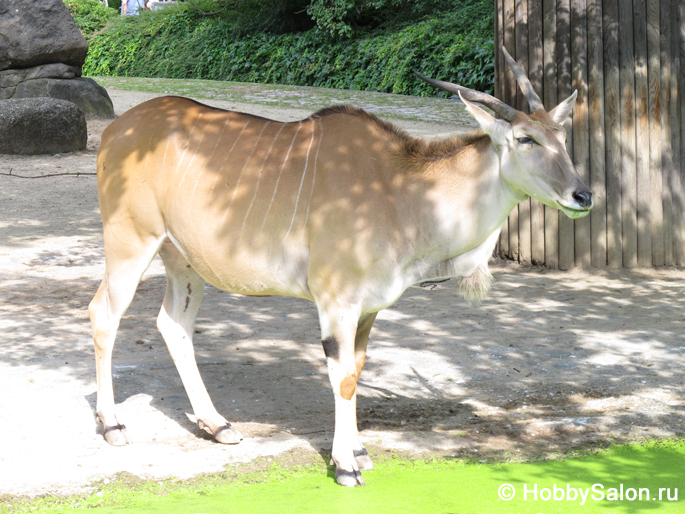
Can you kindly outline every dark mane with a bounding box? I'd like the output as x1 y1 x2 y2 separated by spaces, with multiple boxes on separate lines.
311 105 489 166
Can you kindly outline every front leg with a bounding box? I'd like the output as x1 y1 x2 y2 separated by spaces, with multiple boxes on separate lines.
318 304 376 486
349 312 377 471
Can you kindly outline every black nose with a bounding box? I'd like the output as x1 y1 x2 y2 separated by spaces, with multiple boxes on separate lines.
572 190 593 210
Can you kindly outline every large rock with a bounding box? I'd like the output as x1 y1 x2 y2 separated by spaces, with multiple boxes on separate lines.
0 98 87 155
0 64 115 119
3 78 115 120
0 0 89 71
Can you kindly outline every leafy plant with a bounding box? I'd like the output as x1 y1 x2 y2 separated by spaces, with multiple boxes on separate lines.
83 1 495 95
63 0 119 36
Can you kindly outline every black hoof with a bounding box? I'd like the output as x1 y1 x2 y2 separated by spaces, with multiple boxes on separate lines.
103 424 130 446
203 422 242 444
336 468 365 487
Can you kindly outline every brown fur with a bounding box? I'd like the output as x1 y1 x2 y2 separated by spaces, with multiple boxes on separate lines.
340 374 357 401
312 105 489 169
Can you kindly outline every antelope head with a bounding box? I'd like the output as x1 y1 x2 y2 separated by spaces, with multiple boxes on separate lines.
416 48 593 219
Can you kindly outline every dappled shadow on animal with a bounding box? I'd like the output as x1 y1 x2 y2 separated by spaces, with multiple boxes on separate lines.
88 46 592 486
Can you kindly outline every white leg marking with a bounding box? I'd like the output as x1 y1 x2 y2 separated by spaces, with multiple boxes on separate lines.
222 122 271 226
240 123 286 238
282 122 316 243
260 122 303 231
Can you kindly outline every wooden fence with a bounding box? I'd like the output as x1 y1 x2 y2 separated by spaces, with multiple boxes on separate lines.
494 0 685 268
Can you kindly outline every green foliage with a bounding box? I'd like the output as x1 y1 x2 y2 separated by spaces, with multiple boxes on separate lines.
306 0 459 38
182 0 314 35
63 0 119 36
83 1 495 95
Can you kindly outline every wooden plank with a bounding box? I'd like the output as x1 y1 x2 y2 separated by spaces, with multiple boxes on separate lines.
634 0 652 266
504 0 517 260
572 0 591 268
557 0 575 269
647 0 663 266
619 0 638 268
674 0 685 266
529 0 546 265
671 0 683 266
588 0 607 267
516 0 531 265
496 0 502 101
495 0 508 258
661 0 674 265
543 0 559 267
603 0 622 267
515 0 531 114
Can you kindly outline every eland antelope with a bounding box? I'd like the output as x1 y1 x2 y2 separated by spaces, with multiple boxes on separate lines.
89 48 592 487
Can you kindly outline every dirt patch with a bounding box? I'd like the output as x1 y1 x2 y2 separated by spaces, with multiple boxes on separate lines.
1 89 684 497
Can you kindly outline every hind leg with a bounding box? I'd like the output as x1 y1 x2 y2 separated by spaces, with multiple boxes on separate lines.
157 239 242 444
89 235 164 445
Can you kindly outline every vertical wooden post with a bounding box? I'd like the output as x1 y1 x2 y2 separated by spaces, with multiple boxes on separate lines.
543 0 560 268
496 0 510 259
529 0 547 265
516 0 532 266
619 0 638 268
661 0 674 265
588 0 607 267
634 0 653 266
673 0 683 265
604 0 622 267
648 0 663 266
673 0 685 266
558 0 575 269
572 0 591 268
502 0 519 260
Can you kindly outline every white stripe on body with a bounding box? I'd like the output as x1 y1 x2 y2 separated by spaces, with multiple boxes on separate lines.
173 113 203 180
283 122 316 243
303 118 323 226
190 117 231 203
239 123 286 239
260 122 303 231
221 122 271 227
198 119 251 281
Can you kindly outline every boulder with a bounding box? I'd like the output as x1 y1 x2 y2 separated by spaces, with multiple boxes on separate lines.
0 0 89 71
3 75 115 119
0 98 87 155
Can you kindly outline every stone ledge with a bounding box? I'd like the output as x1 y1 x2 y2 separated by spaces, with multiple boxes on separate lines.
0 63 82 88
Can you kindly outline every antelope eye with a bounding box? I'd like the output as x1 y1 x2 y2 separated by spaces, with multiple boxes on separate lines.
517 136 537 145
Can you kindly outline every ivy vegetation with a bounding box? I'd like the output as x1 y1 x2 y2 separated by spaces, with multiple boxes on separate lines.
79 0 495 97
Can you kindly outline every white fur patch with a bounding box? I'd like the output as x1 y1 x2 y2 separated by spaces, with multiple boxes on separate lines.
458 265 494 304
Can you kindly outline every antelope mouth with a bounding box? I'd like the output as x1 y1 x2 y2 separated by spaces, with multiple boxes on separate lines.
558 203 593 219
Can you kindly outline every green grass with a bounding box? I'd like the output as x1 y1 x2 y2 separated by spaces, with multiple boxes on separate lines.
4 439 684 514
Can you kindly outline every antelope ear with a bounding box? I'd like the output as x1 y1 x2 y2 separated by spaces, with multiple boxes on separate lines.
549 90 577 125
459 92 510 147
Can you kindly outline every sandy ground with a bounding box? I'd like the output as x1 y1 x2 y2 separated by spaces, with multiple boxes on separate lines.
1 89 685 498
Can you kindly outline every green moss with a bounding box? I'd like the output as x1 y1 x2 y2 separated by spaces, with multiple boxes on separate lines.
4 439 684 514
